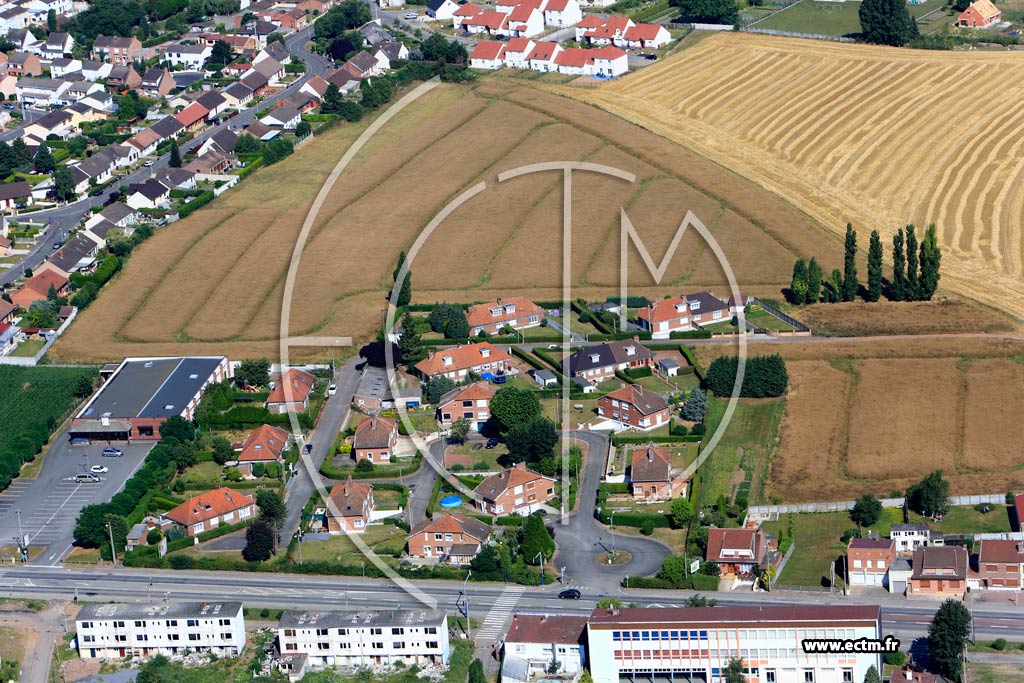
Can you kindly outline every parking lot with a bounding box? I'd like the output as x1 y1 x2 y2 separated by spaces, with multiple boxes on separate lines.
0 437 153 565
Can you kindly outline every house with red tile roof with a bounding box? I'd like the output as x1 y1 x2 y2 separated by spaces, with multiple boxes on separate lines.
406 513 492 562
452 2 484 28
637 292 731 339
465 297 545 336
705 527 768 577
630 446 672 500
237 424 290 478
463 10 510 36
553 47 593 75
623 22 671 48
503 38 535 68
414 342 513 381
977 539 1024 589
265 368 316 414
474 463 555 516
470 41 507 70
576 15 670 48
11 270 68 309
590 46 628 78
526 41 561 72
958 0 1001 27
436 381 495 431
597 384 670 432
352 415 398 464
162 488 256 536
175 102 210 132
580 15 631 43
507 4 543 37
324 476 374 533
543 0 582 27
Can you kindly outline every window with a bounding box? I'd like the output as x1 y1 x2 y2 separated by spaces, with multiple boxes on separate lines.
219 619 232 626
764 672 776 683
188 634 201 641
804 670 815 683
167 620 178 627
338 629 349 636
285 643 297 651
393 641 406 649
434 533 443 540
318 642 330 650
426 641 439 649
426 627 437 635
221 633 232 640
136 635 148 642
187 619 199 627
114 621 125 628
317 629 329 636
134 621 144 627
169 634 180 641
372 642 384 649
284 630 296 637
83 635 95 643
371 628 383 635
80 622 93 629
392 628 404 635
115 635 127 643
842 670 854 683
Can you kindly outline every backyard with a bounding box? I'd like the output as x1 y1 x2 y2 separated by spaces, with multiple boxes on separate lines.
295 524 407 564
697 398 784 509
754 0 946 36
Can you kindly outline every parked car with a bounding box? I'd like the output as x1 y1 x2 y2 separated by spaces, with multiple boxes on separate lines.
547 344 559 349
92 189 103 197
640 53 657 61
404 11 417 18
90 465 109 474
73 473 100 483
70 437 89 446
53 241 61 250
471 442 483 451
143 160 154 167
558 589 581 599
328 384 337 396
102 447 123 457
532 508 547 516
485 437 498 449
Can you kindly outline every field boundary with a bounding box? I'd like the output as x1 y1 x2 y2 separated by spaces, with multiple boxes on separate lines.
747 492 1010 517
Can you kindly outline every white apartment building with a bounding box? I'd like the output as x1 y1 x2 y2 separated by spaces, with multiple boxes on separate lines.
75 601 246 660
587 606 883 683
278 609 450 670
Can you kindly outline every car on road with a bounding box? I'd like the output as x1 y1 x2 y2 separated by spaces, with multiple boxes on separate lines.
485 437 498 449
102 447 123 457
73 472 100 483
1 103 13 110
640 53 657 61
532 508 547 516
547 344 559 349
53 241 61 250
92 189 103 196
328 384 337 396
143 161 154 167
90 465 109 474
404 11 417 18
558 589 581 599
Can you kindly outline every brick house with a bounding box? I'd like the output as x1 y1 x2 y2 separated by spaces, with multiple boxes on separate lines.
406 513 491 563
564 339 654 384
236 423 289 478
352 416 398 464
597 384 669 432
1014 493 1024 532
265 368 316 414
977 540 1024 589
436 382 495 431
636 292 730 339
847 537 895 587
705 528 767 577
6 52 41 77
957 0 1001 27
162 488 256 537
414 342 513 382
629 446 671 500
464 297 545 336
11 269 68 309
908 546 967 596
474 463 555 516
324 477 374 533
91 35 143 65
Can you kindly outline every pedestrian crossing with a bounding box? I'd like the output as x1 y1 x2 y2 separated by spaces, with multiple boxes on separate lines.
475 586 524 643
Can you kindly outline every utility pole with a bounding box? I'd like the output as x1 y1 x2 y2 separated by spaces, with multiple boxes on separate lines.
107 521 117 567
534 552 545 586
609 510 616 564
462 571 472 641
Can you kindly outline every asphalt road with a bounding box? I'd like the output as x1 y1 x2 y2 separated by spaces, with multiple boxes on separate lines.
0 24 330 289
0 441 154 566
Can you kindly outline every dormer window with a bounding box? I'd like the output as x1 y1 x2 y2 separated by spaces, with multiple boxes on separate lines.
625 346 636 356
488 307 502 317
589 353 600 363
442 356 453 366
504 304 516 314
689 301 700 310
480 348 490 358
674 303 685 312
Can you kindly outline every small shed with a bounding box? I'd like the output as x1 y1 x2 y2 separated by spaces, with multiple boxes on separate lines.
657 358 680 377
530 368 557 387
126 523 149 550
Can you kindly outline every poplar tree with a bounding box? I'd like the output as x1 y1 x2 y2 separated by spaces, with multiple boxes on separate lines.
789 258 808 305
807 257 822 304
842 223 858 302
918 223 941 301
906 224 919 301
891 228 906 301
866 229 883 302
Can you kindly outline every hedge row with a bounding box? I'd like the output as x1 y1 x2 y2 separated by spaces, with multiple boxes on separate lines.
611 434 702 445
670 329 712 340
236 158 264 180
595 509 671 529
496 516 523 527
163 518 254 554
624 366 653 380
599 482 630 495
177 190 215 219
625 573 719 591
532 348 563 372
510 346 545 370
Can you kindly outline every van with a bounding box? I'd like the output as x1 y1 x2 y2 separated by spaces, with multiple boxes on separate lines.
74 473 100 483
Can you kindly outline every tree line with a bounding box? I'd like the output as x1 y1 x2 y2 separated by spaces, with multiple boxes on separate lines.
788 223 941 305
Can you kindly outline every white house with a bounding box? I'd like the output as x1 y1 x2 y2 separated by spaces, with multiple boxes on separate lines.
553 47 591 76
81 60 113 81
426 0 459 20
542 0 582 27
623 23 671 48
16 77 70 107
278 610 450 670
49 58 83 78
507 4 543 37
40 31 74 60
503 38 535 68
126 181 171 210
526 41 561 72
890 523 932 555
260 104 301 129
164 43 212 69
76 601 247 660
452 2 483 28
502 615 587 683
469 40 506 70
589 45 628 78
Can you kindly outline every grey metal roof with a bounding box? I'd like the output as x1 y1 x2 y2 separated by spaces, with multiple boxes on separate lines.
279 609 447 630
76 601 242 622
77 356 225 420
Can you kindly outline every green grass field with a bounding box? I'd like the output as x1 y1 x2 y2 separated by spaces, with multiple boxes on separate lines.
7 339 45 357
698 398 784 508
297 524 406 563
756 0 944 35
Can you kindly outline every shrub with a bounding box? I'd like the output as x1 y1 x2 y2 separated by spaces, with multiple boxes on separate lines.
260 607 271 618
640 519 655 535
883 651 906 667
146 528 161 545
993 638 1007 651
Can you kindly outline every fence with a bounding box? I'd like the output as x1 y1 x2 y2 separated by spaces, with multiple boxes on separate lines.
746 492 1009 517
0 307 77 366
750 297 810 333
667 22 734 30
740 27 856 41
770 538 795 588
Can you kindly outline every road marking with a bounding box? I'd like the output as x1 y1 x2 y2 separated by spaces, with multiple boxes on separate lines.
475 586 525 643
27 484 83 544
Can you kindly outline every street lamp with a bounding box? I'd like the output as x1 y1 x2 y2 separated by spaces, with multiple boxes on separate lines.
462 571 472 641
609 510 616 564
534 552 545 586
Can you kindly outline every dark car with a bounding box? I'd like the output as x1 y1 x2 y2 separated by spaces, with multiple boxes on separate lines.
485 437 499 449
53 241 61 250
471 442 483 451
640 53 657 61
92 189 104 196
558 589 581 599
532 509 548 516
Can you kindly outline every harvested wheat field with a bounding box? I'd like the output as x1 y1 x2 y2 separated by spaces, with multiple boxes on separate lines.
961 359 1024 472
569 33 1024 321
52 81 835 362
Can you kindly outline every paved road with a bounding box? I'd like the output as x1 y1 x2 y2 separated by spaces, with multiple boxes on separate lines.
0 441 154 566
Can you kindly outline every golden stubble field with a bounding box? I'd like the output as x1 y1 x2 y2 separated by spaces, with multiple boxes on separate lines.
52 81 836 362
569 33 1024 321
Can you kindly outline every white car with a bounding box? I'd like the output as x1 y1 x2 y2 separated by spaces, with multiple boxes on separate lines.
404 12 417 18
90 465 109 474
328 384 338 396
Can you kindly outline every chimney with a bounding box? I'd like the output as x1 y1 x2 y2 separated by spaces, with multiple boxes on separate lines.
903 669 912 681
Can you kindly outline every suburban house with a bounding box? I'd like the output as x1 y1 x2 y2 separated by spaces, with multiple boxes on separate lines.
636 292 731 338
846 537 895 587
16 77 71 107
890 523 932 555
265 368 316 414
503 615 587 683
542 0 582 26
564 339 655 384
597 384 670 431
0 323 19 354
436 381 495 431
154 167 197 191
91 35 143 65
165 43 213 69
352 415 399 464
629 446 672 500
353 366 423 413
977 540 1024 590
623 23 672 48
126 181 171 210
10 269 68 309
236 423 290 478
341 51 382 80
127 128 161 157
222 81 255 108
81 60 113 81
414 342 513 381
162 487 256 537
406 513 492 563
40 31 74 60
427 0 460 19
705 527 768 577
6 51 41 76
260 104 301 129
503 37 535 68
151 115 185 141
49 58 83 78
465 297 545 336
506 5 543 37
0 299 16 325
105 65 142 93
375 40 409 62
958 0 1001 27
175 101 210 132
0 180 34 211
474 463 556 516
470 40 506 70
36 234 98 277
908 546 968 596
324 477 374 533
140 68 175 99
196 90 229 117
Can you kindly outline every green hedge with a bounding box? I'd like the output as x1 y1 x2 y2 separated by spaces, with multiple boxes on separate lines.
237 158 264 179
374 482 409 508
510 346 545 370
612 434 702 445
532 348 563 372
670 329 712 340
595 509 671 529
624 366 653 379
626 574 718 590
599 482 630 495
495 515 523 527
177 190 215 219
162 519 254 554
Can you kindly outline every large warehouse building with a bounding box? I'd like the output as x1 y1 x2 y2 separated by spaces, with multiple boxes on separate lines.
70 356 231 442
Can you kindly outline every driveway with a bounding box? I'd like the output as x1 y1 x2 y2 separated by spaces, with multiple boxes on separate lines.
0 439 153 565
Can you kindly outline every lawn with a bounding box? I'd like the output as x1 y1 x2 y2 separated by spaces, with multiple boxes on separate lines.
299 524 406 563
745 309 796 332
176 461 224 488
968 664 1024 683
0 627 24 672
541 398 600 425
697 398 784 508
372 487 404 509
8 339 45 357
445 442 507 472
755 0 944 35
632 374 681 394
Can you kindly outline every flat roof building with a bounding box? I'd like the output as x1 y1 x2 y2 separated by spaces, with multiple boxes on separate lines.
70 356 231 441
